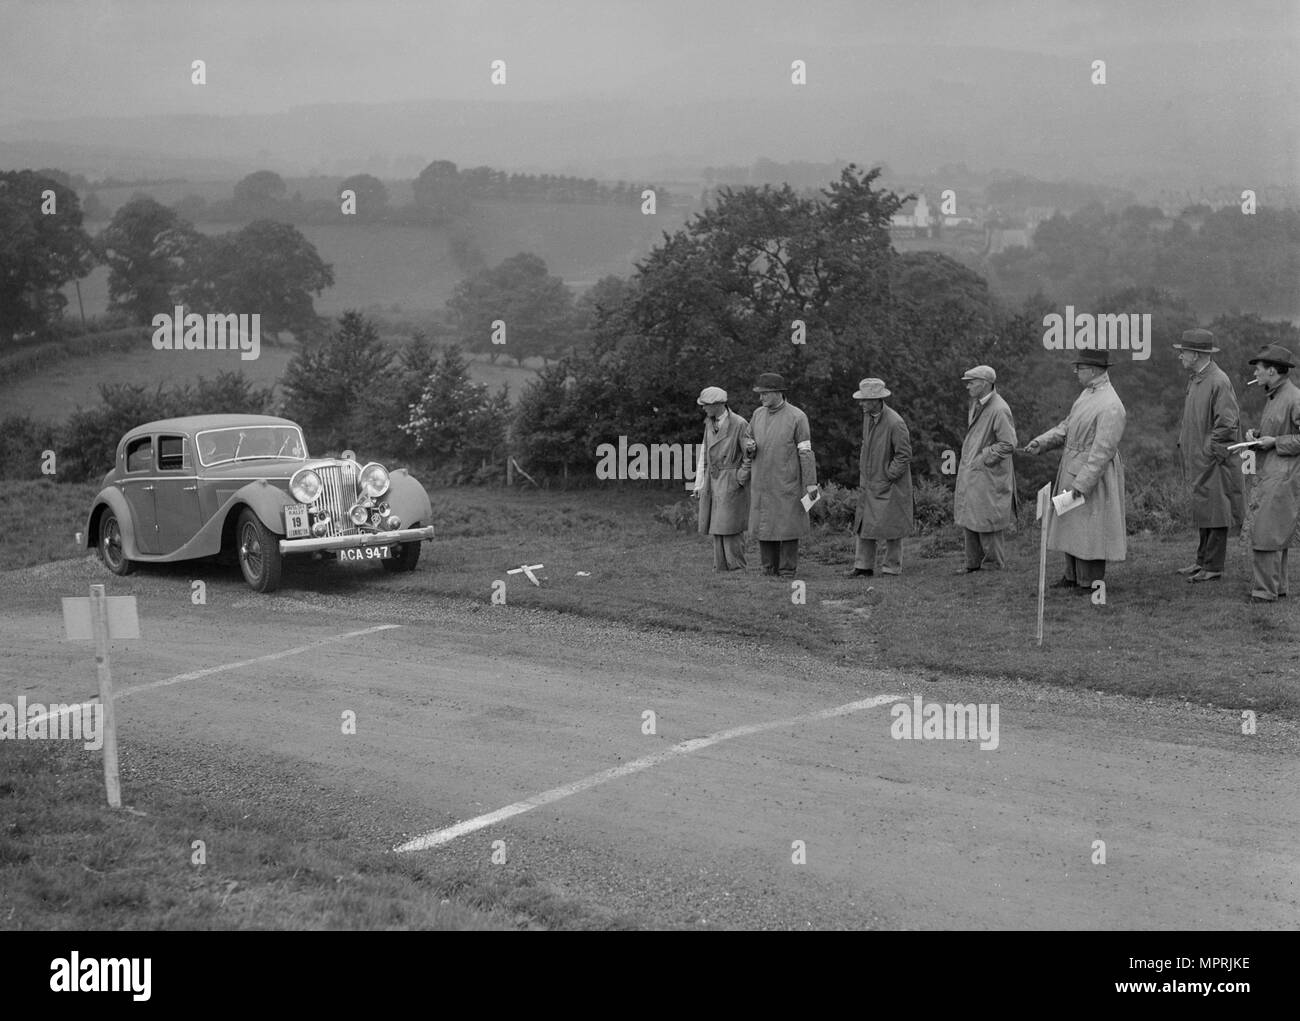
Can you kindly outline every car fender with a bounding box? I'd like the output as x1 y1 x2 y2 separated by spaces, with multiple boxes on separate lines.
86 487 141 557
224 479 293 535
386 469 433 529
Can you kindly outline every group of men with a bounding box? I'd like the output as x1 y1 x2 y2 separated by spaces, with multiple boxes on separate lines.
690 329 1300 602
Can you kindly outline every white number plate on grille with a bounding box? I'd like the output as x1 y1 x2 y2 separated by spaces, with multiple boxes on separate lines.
283 504 309 538
337 545 392 562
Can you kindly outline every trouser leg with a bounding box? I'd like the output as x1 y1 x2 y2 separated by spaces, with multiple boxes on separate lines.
1252 549 1282 599
963 529 983 570
719 532 747 570
855 538 878 570
1200 528 1227 573
879 538 902 574
759 540 780 575
1075 558 1106 586
778 539 798 576
981 530 1005 569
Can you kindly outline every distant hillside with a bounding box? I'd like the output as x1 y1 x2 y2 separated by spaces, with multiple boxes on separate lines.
65 199 696 317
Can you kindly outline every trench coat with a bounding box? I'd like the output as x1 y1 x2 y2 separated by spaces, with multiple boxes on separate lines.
1243 378 1300 551
954 392 1019 532
744 400 818 541
1177 362 1243 529
853 405 914 540
696 411 751 536
1031 373 1127 562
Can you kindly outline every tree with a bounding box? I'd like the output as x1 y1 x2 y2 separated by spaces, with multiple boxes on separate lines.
185 219 334 339
281 311 393 451
446 252 576 365
0 170 97 342
401 344 511 480
412 160 469 220
99 196 205 324
233 170 288 209
338 174 388 221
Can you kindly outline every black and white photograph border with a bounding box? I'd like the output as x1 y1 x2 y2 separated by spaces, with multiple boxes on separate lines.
0 0 1296 951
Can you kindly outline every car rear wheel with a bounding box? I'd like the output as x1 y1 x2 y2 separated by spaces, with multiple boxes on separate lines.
98 510 134 576
381 525 422 573
237 508 283 592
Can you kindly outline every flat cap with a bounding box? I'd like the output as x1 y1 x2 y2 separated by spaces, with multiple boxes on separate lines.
697 386 728 405
961 365 997 383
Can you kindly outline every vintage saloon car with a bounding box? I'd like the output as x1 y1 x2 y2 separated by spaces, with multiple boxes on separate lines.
84 414 436 592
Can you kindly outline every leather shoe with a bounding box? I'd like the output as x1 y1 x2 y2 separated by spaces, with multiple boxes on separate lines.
953 566 980 575
1174 564 1202 575
1049 577 1075 589
1189 570 1222 583
846 568 873 577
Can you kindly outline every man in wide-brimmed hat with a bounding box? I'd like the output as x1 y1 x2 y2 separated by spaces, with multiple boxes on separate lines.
1023 348 1127 593
953 365 1019 574
1242 344 1300 602
849 378 913 576
1172 329 1243 584
690 385 751 571
742 372 819 576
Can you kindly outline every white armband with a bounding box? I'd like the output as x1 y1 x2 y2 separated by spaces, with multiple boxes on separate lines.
797 440 812 452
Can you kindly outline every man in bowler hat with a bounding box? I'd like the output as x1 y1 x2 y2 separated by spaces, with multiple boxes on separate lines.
1172 329 1243 584
1023 348 1127 592
742 373 819 576
1242 344 1300 602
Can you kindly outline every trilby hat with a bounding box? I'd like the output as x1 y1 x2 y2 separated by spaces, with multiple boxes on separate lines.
1172 329 1219 354
752 372 787 392
1248 344 1297 369
1072 348 1112 368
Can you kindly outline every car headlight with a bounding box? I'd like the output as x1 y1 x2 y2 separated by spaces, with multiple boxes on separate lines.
290 468 322 504
359 462 390 498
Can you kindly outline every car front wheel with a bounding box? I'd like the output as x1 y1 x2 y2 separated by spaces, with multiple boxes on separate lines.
236 508 283 592
98 510 134 576
381 526 422 573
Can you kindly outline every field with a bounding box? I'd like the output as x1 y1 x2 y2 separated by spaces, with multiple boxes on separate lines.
67 198 696 317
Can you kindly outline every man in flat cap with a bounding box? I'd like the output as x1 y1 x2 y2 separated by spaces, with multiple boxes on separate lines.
953 365 1019 573
1242 344 1300 602
1173 329 1243 584
850 378 913 576
742 372 819 576
691 386 751 571
1023 349 1127 593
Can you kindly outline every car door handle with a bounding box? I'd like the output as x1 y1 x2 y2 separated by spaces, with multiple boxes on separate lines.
182 485 197 491
141 485 155 492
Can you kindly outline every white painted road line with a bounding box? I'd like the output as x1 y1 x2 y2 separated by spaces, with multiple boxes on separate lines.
394 691 906 853
21 625 402 728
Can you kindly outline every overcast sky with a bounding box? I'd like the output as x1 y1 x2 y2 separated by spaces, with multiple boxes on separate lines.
2 0 1296 121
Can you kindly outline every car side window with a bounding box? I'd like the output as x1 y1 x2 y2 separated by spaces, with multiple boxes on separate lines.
158 435 187 472
125 437 154 473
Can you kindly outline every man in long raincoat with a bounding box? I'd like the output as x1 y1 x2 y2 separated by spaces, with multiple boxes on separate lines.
1242 344 1300 603
691 385 751 571
849 378 913 576
1024 348 1127 593
953 365 1019 573
1172 329 1242 584
742 372 819 577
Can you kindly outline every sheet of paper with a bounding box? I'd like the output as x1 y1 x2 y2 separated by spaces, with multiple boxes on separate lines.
801 489 821 512
1052 491 1085 515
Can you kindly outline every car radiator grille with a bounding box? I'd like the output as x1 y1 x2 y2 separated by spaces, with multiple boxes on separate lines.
317 462 360 536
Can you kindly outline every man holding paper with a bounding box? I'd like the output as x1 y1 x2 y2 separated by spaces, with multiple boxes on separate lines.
1173 329 1242 583
1242 344 1300 602
1023 348 1127 593
743 373 819 577
849 378 913 577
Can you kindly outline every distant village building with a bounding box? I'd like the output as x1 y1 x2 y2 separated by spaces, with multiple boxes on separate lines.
986 228 1030 255
890 193 932 236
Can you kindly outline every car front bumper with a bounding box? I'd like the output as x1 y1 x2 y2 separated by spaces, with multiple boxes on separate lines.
279 525 436 555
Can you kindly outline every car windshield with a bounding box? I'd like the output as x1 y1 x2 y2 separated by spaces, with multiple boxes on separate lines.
196 426 308 466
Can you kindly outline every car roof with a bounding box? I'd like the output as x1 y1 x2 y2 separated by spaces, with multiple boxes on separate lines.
125 415 301 438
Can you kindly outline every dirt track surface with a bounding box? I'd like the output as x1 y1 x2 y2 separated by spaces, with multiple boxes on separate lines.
3 555 1298 929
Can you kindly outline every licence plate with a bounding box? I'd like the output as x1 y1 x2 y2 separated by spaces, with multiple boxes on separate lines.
337 545 392 562
283 503 310 538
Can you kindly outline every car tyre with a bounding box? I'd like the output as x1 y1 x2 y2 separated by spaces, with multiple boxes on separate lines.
381 527 422 574
98 510 135 576
237 508 283 592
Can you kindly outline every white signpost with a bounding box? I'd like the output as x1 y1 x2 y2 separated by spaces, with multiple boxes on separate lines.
61 584 139 808
1035 483 1054 646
